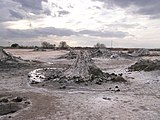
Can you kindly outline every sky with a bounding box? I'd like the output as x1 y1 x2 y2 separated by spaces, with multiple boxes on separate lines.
0 0 160 48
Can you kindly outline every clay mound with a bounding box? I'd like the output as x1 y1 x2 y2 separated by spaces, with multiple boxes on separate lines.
90 48 112 58
29 51 126 87
90 49 132 59
118 52 133 59
128 59 160 71
63 51 97 81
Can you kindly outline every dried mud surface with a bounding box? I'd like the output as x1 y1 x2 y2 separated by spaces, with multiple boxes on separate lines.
0 49 160 120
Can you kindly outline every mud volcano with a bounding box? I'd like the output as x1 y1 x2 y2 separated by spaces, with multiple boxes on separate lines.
29 50 126 88
62 51 104 82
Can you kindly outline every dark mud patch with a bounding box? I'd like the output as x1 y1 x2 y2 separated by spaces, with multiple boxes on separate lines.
128 59 160 71
0 94 30 116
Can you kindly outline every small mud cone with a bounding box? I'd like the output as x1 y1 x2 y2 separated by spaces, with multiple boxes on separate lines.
63 50 126 83
63 50 107 83
63 51 93 81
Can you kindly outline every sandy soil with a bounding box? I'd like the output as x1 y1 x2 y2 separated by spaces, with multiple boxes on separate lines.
0 49 160 120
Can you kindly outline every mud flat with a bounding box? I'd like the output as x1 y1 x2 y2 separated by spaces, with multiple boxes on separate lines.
0 49 160 120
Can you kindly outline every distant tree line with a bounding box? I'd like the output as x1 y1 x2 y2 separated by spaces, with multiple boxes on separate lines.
41 41 56 49
10 41 70 50
41 41 69 49
10 42 107 49
11 43 19 48
6 42 160 51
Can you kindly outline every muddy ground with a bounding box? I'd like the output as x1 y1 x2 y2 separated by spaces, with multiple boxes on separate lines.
0 49 160 120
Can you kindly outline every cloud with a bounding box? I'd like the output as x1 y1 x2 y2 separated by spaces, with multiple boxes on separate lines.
111 0 160 8
137 4 160 18
105 23 139 29
93 0 160 18
9 10 24 19
57 10 70 17
36 27 76 36
79 30 128 38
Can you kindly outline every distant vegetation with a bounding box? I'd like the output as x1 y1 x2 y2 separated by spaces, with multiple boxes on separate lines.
2 42 160 51
8 41 69 50
41 41 56 49
94 43 106 49
11 43 19 48
58 41 69 49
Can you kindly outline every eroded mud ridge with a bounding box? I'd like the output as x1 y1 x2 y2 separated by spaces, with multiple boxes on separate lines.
128 59 160 71
0 48 29 68
0 48 42 69
0 94 30 116
58 50 77 59
29 51 126 89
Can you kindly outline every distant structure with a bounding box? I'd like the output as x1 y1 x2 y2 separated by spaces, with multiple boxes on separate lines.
111 40 113 48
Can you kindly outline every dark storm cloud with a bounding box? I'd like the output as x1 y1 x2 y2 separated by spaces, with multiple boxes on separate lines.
13 0 51 15
0 27 128 40
0 0 22 22
0 27 76 39
137 4 160 16
109 0 159 8
93 0 160 18
13 0 46 10
0 0 50 22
